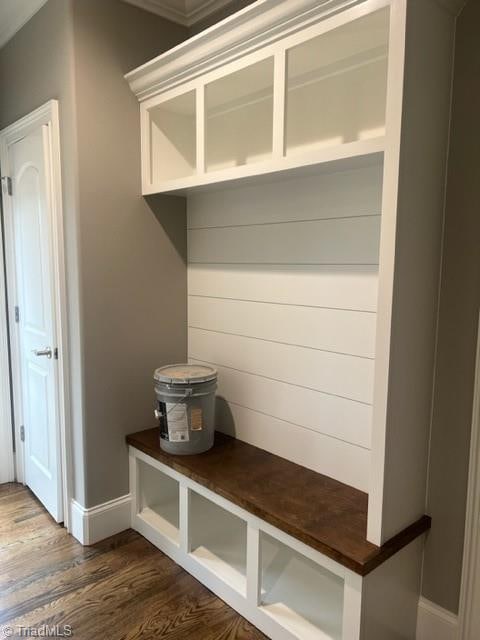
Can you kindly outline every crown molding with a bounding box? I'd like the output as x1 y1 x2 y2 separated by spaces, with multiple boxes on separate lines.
0 0 48 50
122 0 234 26
125 0 365 101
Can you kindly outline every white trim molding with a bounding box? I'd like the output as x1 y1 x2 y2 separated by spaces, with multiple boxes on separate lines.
0 100 72 527
417 598 459 640
0 195 14 484
457 313 480 640
125 0 366 100
70 494 132 546
123 0 467 30
122 0 233 26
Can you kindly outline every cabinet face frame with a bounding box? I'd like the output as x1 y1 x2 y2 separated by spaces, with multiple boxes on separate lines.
367 0 406 545
137 0 405 547
139 0 391 195
135 0 452 553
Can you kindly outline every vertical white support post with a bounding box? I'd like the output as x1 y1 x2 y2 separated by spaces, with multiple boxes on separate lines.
140 103 151 191
196 85 205 175
342 571 363 640
128 448 139 525
247 524 261 606
367 0 407 546
180 483 191 553
272 49 286 159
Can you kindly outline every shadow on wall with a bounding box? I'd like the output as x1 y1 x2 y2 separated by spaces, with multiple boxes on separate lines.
216 397 236 438
145 193 187 266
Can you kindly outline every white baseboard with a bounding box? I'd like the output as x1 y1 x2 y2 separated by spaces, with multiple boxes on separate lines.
417 597 458 640
70 494 132 545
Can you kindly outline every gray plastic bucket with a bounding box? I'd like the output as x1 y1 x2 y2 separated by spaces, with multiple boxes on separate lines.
154 364 217 455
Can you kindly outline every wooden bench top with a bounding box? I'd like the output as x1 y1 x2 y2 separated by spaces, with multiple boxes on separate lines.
127 428 430 575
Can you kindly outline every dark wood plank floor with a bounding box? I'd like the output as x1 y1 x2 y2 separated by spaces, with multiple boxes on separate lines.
0 483 266 639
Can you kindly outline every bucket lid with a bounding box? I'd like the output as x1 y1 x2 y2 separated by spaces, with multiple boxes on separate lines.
154 363 217 385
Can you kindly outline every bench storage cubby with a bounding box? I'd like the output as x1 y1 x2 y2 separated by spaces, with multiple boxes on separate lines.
128 429 430 640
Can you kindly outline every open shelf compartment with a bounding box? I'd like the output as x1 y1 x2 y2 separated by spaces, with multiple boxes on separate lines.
285 7 389 157
259 532 344 640
137 459 180 545
205 57 274 172
148 89 196 183
189 490 248 595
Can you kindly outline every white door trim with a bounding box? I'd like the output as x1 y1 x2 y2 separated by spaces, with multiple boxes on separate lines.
0 100 72 529
458 311 480 640
0 192 14 483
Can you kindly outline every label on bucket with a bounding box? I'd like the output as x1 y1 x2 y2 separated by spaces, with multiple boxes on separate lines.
190 407 203 431
166 403 189 442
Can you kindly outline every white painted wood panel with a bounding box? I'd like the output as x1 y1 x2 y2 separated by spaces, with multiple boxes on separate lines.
187 165 381 488
188 264 379 312
187 165 383 229
189 296 376 358
190 359 372 449
188 215 381 265
216 400 370 491
189 328 374 404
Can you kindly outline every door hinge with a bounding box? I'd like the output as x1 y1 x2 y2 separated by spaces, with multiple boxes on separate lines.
54 347 58 360
1 176 13 196
20 425 25 442
15 306 20 323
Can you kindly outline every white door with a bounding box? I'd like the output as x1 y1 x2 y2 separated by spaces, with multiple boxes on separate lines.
8 125 62 522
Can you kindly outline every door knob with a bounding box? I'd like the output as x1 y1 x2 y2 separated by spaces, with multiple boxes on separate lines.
33 347 52 359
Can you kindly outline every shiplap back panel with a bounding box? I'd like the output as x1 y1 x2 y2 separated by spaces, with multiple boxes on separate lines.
187 165 383 491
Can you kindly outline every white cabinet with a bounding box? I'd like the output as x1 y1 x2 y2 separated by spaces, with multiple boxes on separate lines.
129 1 391 195
127 0 459 636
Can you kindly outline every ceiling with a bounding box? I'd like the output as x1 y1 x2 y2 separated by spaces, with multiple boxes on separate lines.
0 0 47 49
122 0 234 26
0 0 231 51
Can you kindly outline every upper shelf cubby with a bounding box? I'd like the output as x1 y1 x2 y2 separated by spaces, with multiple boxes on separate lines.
205 57 275 173
285 8 389 156
149 90 196 183
127 1 390 195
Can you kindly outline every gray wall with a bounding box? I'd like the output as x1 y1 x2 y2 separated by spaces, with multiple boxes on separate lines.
0 0 188 508
422 0 480 613
72 0 187 506
0 0 86 504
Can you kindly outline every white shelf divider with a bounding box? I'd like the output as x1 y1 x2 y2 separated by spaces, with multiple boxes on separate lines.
273 48 287 159
195 84 205 175
247 523 262 606
179 483 191 553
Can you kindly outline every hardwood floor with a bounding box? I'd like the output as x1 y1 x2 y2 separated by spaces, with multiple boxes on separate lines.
0 483 266 639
